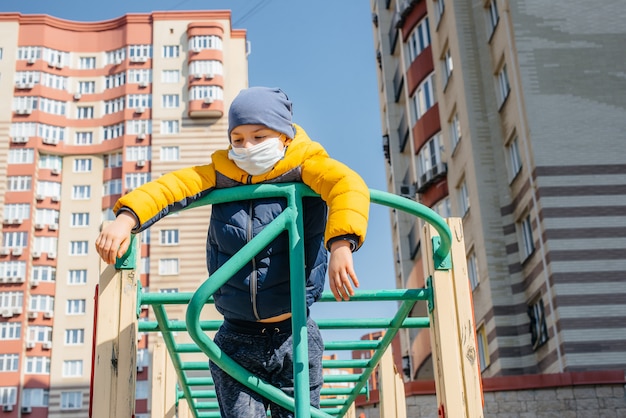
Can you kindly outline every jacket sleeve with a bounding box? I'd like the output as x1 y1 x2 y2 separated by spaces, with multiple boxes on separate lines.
113 164 217 232
300 145 370 250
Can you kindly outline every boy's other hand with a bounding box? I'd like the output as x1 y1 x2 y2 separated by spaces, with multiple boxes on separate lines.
95 212 137 264
328 241 360 301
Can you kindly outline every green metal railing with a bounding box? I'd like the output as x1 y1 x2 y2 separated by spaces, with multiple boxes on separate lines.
135 183 451 418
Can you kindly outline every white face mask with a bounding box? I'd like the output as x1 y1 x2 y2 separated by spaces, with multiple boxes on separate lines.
228 137 285 175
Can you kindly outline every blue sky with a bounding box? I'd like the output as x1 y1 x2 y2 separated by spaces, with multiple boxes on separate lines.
5 1 398 342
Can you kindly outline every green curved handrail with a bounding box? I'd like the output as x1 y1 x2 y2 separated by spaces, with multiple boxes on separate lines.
183 183 452 417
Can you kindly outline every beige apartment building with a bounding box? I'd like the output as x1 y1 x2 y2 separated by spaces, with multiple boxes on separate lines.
0 10 247 416
370 0 626 387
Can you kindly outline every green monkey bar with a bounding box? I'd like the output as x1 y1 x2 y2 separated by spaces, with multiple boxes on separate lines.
92 183 484 418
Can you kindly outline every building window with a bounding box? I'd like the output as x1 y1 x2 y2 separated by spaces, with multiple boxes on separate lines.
78 81 95 94
128 69 151 84
458 179 470 216
434 0 445 25
27 326 52 343
68 269 87 285
467 251 479 290
441 48 453 89
141 257 150 275
188 35 223 51
7 175 32 191
0 387 17 407
476 324 490 372
105 71 126 88
60 391 82 409
25 356 50 374
34 207 59 226
128 45 152 60
104 152 123 168
189 85 223 101
432 197 451 219
160 229 179 246
0 322 21 340
127 94 152 110
127 120 152 135
161 120 180 135
405 17 431 65
36 180 61 199
69 241 88 256
76 106 94 119
75 132 93 145
496 64 510 107
159 258 179 276
162 45 180 58
8 148 34 164
3 203 30 223
78 57 96 69
29 295 54 313
65 329 85 345
0 354 19 372
136 380 149 400
449 113 462 151
189 60 223 78
71 213 89 227
2 232 28 249
103 179 123 196
0 265 26 283
160 146 180 161
528 296 549 350
161 70 180 83
518 214 535 261
62 360 83 377
507 136 522 181
39 154 62 171
104 97 125 114
21 388 49 407
486 0 500 36
126 146 151 162
125 173 151 191
162 94 180 108
73 158 92 173
416 134 445 189
72 185 91 200
411 74 436 122
66 299 86 315
31 266 56 283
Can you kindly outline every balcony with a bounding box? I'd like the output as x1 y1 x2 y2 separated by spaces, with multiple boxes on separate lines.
417 162 448 193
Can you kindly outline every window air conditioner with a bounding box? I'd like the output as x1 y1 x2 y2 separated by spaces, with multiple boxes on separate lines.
25 83 35 89
16 82 27 89
136 107 145 114
48 223 59 231
137 133 146 140
11 219 22 225
12 136 29 144
26 341 35 349
115 58 123 65
2 405 13 412
203 97 214 104
32 250 41 258
51 168 61 175
193 73 202 79
1 309 13 318
137 365 144 372
47 252 57 260
0 248 10 256
11 248 23 256
192 47 201 53
73 92 82 100
35 194 45 201
139 81 148 88
30 279 40 287
21 406 32 414
15 276 25 283
27 57 36 64
42 341 52 350
137 160 146 167
51 196 60 203
43 311 54 319
205 72 215 79
42 138 60 145
28 311 38 319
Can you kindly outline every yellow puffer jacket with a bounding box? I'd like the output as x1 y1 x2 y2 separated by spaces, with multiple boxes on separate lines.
114 124 369 248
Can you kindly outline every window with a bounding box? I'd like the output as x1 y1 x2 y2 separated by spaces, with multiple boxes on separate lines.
518 214 534 261
127 120 152 135
60 391 82 409
161 70 180 83
141 257 150 275
496 64 510 107
507 136 522 181
36 180 61 198
38 154 62 171
125 173 151 191
62 360 83 377
0 265 26 283
68 269 87 285
128 45 152 60
458 179 470 216
72 185 91 200
29 295 54 312
411 74 435 122
188 35 223 51
160 229 179 245
0 354 19 372
189 85 224 101
78 81 95 94
406 17 431 64
105 71 126 88
104 97 125 114
188 60 223 78
127 94 152 109
38 123 66 143
32 266 56 283
528 297 548 350
128 69 151 84
66 299 86 315
160 146 180 161
105 47 125 65
159 259 179 275
7 175 31 191
416 134 444 186
76 106 94 119
73 158 92 173
441 48 453 88
21 388 49 407
3 203 30 222
162 94 180 108
37 97 66 116
126 146 151 162
8 148 34 164
136 380 149 400
0 322 21 340
65 329 85 345
103 122 124 140
28 326 52 343
103 179 122 196
78 57 96 69
162 45 180 58
25 356 50 374
487 0 500 36
33 237 57 255
71 212 89 227
69 241 89 255
467 251 479 290
3 232 28 249
476 324 490 372
432 197 451 219
75 131 93 145
161 120 179 134
434 0 445 25
0 387 17 406
104 152 123 168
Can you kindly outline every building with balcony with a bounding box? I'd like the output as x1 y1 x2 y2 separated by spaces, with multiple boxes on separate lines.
371 0 626 387
0 10 247 416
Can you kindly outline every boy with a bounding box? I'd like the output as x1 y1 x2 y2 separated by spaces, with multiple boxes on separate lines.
95 87 369 417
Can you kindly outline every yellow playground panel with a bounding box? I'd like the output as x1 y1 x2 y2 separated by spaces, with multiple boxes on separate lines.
90 184 483 418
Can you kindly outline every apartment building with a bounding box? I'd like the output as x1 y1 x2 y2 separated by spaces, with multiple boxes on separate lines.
0 11 247 416
370 0 626 381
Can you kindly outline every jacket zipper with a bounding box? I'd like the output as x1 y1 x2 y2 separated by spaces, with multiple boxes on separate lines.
247 196 261 320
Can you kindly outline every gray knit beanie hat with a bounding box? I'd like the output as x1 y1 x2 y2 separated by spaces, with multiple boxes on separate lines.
228 87 296 139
